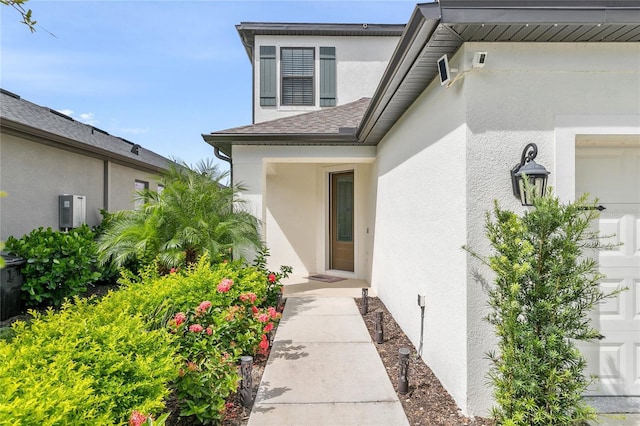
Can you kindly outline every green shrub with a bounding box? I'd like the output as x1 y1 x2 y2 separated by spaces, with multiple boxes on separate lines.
0 298 178 425
468 194 623 425
0 252 290 424
5 225 102 307
100 255 270 321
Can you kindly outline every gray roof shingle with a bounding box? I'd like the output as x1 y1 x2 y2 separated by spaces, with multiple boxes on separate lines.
0 89 171 172
214 97 370 136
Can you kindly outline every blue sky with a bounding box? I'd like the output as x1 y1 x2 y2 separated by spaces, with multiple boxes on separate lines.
1 0 416 169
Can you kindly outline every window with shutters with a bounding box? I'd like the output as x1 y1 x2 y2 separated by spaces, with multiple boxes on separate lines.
259 46 336 108
281 47 315 106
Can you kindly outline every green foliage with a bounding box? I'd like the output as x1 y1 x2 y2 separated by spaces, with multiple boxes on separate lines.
0 251 289 424
97 159 262 274
1 0 36 32
253 246 292 307
470 193 623 425
0 298 178 425
0 190 6 269
5 225 103 307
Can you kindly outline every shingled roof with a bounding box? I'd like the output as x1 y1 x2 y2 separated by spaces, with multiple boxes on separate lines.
203 97 370 156
0 89 171 173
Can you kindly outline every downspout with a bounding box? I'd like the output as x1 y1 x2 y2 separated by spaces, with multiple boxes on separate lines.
214 147 233 185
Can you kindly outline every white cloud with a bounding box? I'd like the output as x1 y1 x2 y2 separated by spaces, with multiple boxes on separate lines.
78 113 99 126
56 109 99 125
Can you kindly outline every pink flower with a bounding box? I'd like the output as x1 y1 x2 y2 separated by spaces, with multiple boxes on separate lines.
189 324 204 333
217 278 233 292
259 334 269 355
129 410 147 426
170 268 177 274
175 312 186 326
268 306 280 319
198 300 212 312
239 292 257 303
263 322 274 333
251 305 259 314
206 326 213 335
257 313 270 323
268 273 276 283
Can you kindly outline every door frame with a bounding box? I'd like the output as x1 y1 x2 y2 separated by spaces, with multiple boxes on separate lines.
322 164 358 277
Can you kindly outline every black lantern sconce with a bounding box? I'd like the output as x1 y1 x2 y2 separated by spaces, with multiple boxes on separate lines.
510 143 550 206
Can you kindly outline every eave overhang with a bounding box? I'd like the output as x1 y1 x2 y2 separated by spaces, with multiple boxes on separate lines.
203 132 359 157
236 22 406 62
358 0 640 145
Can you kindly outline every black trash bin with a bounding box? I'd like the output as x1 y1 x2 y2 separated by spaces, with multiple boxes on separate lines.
1 254 25 321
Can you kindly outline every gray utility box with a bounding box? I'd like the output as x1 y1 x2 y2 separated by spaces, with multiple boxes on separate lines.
0 254 25 321
59 194 86 229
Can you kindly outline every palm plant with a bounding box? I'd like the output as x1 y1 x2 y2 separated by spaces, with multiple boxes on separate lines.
97 159 262 273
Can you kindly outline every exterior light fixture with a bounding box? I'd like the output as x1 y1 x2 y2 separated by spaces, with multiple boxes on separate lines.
510 143 550 206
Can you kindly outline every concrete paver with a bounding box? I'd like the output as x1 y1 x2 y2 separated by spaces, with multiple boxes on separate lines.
248 296 409 426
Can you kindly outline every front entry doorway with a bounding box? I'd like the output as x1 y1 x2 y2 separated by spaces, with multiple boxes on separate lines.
329 171 354 272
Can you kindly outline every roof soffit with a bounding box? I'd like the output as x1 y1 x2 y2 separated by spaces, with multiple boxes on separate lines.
359 0 640 145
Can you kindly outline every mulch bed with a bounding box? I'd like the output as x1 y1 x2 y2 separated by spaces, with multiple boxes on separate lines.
358 297 494 426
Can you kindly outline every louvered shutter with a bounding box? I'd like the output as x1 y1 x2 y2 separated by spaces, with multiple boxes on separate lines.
319 47 336 107
260 46 276 106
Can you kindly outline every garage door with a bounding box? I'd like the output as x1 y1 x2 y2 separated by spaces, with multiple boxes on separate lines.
575 138 640 396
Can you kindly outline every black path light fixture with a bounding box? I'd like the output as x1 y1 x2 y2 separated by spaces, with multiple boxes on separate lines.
510 143 550 206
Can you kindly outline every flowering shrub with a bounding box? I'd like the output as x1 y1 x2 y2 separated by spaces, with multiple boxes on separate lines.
0 252 291 424
252 246 292 308
169 293 282 423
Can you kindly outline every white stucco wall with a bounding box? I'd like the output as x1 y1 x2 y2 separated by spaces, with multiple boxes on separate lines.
232 145 376 276
372 72 470 411
0 134 104 239
372 41 640 416
462 41 640 414
0 134 164 240
253 35 399 123
108 162 161 212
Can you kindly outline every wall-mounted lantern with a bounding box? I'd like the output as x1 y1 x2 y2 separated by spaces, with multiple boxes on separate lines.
510 143 550 206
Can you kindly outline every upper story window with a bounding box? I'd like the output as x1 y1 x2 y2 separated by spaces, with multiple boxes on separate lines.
281 47 314 106
259 46 336 108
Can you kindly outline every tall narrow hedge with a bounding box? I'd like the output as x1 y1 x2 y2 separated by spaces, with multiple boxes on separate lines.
473 194 623 425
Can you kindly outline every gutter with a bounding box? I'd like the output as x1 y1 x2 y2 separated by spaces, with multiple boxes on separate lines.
357 3 442 143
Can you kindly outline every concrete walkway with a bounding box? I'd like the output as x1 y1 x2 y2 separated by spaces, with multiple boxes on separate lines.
248 296 409 426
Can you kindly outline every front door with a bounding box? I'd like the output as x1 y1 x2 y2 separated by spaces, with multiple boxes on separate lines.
330 171 354 272
576 142 640 396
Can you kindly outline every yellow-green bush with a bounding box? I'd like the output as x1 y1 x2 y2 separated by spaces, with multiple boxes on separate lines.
0 298 178 425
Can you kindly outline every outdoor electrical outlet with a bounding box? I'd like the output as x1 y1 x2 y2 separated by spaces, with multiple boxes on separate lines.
417 294 426 308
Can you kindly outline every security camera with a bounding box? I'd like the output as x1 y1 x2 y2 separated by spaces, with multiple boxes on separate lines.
472 52 488 68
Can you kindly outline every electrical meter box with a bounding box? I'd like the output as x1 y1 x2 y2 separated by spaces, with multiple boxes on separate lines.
59 195 86 229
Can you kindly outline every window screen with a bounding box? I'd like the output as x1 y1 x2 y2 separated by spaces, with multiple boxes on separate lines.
281 47 314 106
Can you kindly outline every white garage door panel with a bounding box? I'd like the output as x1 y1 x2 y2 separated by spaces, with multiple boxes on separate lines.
577 143 640 396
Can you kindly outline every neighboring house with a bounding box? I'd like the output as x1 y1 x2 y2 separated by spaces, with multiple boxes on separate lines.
203 1 640 416
0 89 171 240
